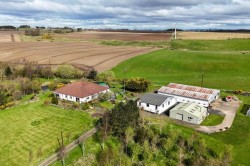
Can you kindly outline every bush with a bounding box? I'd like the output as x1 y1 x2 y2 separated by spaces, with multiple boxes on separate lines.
81 103 90 110
72 102 80 109
12 90 23 100
5 102 15 108
0 105 6 110
125 77 150 92
43 99 50 105
55 65 83 79
98 92 111 102
87 69 97 80
56 83 65 89
51 96 58 105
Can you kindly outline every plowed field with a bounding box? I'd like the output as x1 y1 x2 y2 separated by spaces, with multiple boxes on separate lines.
0 42 156 72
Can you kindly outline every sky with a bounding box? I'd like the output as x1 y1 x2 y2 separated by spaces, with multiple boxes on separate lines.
0 0 250 30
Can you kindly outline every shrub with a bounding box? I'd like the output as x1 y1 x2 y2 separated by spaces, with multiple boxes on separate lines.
125 77 150 92
0 105 6 110
51 96 58 105
81 103 90 110
12 90 23 100
43 99 50 105
5 102 15 108
87 69 97 80
98 93 111 102
56 83 65 89
72 102 80 109
55 65 83 79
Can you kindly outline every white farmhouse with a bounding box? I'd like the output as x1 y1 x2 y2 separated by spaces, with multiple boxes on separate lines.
169 103 208 124
54 81 109 103
158 83 220 107
137 93 177 114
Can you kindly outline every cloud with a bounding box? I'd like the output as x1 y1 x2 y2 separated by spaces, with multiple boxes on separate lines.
0 0 249 29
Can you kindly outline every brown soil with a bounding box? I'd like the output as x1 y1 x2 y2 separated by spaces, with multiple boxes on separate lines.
0 42 157 72
0 31 21 42
177 31 250 40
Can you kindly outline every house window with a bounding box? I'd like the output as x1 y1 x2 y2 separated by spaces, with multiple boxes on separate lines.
56 94 59 97
155 105 158 110
162 104 164 108
139 102 141 106
188 117 193 121
76 98 80 102
65 95 68 98
168 101 170 105
147 103 149 107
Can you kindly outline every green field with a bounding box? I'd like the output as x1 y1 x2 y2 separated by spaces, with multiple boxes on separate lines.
112 49 250 91
0 97 94 166
171 39 250 51
111 39 250 165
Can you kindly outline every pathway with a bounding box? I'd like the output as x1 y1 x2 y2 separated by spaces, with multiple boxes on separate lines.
38 127 98 166
197 99 241 134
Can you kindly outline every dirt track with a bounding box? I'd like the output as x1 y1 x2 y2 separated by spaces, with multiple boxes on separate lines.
0 42 157 72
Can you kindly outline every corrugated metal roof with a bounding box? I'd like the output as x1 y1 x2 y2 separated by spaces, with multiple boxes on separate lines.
140 93 173 106
158 83 220 101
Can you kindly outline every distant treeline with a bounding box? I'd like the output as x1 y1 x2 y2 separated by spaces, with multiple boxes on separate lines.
189 29 250 33
0 26 16 30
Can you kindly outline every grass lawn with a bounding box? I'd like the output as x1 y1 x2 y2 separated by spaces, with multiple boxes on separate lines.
112 49 250 91
201 114 225 126
0 99 94 165
209 114 250 165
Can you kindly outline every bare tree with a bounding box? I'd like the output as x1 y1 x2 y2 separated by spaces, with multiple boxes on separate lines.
57 131 66 166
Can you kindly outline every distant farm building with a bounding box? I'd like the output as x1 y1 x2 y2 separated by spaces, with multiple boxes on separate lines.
137 93 177 114
54 81 109 103
158 83 220 107
169 103 208 124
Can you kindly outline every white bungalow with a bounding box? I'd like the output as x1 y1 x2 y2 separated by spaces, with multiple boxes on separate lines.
169 103 208 124
137 93 177 114
54 81 109 103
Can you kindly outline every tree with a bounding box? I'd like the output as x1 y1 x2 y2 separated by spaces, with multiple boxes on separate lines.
109 100 140 137
87 69 97 80
4 66 12 78
51 95 58 105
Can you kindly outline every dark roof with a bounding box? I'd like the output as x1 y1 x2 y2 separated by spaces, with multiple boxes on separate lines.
54 81 109 98
140 93 173 106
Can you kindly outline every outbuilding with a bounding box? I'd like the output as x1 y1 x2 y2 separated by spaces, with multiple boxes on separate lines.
54 81 109 103
137 93 177 114
169 103 208 124
158 83 220 107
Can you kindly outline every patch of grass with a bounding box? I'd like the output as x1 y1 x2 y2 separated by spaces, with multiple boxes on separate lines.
201 114 225 126
99 40 170 48
210 113 250 165
0 101 94 165
171 39 250 51
112 49 250 91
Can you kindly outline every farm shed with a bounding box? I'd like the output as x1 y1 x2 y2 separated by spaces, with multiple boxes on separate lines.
158 83 220 107
54 81 109 103
169 103 208 124
137 93 177 114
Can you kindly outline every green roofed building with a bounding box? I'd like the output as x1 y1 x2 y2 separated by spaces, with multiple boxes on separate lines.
169 102 208 124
